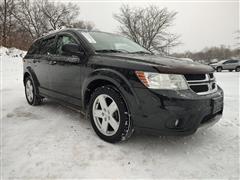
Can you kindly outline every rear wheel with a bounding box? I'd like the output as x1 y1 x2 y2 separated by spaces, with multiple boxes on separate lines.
216 67 222 72
24 76 42 105
235 67 240 72
89 86 133 143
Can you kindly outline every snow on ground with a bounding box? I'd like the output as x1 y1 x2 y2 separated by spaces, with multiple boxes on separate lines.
1 48 239 179
0 46 26 58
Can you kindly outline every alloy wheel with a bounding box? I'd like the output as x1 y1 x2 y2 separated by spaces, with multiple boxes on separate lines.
217 67 222 72
25 79 34 103
92 94 120 136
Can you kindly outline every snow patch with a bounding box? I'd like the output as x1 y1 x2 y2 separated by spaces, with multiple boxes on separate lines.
0 46 27 58
1 50 239 179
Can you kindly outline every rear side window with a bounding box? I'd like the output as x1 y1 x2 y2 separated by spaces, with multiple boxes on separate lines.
39 36 56 55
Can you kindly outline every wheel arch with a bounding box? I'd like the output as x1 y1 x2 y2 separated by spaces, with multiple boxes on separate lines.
23 72 30 83
82 69 139 111
24 67 40 87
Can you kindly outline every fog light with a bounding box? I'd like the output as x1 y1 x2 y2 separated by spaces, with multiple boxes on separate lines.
175 119 180 127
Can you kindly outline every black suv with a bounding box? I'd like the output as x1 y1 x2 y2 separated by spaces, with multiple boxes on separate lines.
23 29 224 143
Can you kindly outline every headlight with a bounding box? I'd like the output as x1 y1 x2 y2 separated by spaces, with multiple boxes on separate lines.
135 71 188 90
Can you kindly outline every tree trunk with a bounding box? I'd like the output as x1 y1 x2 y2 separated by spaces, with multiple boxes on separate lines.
2 0 7 46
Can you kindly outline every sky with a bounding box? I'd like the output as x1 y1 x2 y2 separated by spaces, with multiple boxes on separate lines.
56 0 239 53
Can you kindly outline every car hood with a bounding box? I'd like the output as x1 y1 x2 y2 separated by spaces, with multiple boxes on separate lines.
98 53 214 74
210 62 220 66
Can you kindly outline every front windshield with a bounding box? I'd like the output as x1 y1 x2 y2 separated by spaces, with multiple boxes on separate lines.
79 31 151 54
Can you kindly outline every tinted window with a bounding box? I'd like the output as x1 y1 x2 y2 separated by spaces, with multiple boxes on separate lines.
27 40 41 55
55 35 77 55
223 60 231 64
224 60 239 64
231 60 239 63
39 36 56 55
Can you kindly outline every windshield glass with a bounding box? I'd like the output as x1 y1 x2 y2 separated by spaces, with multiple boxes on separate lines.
79 31 151 54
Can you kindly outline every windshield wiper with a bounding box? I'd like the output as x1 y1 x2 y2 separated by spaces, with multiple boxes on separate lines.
95 49 127 53
96 49 151 54
130 51 152 55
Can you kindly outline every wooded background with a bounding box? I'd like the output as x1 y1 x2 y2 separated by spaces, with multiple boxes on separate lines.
0 0 239 62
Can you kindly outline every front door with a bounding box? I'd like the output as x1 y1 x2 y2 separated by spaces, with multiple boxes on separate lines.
49 34 83 106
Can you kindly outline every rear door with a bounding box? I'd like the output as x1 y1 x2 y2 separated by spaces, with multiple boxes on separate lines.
33 36 56 93
231 60 240 69
48 33 83 106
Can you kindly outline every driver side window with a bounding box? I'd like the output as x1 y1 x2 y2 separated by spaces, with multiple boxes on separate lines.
56 35 77 55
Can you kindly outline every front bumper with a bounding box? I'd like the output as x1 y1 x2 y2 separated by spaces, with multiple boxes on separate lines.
199 113 222 129
130 86 224 136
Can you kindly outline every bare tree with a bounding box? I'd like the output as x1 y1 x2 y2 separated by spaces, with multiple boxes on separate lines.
71 20 95 30
172 45 239 62
1 0 95 50
234 30 240 50
12 0 81 39
42 0 80 30
114 5 180 53
0 0 15 46
12 0 48 39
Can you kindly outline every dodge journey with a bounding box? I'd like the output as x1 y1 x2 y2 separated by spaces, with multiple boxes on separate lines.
23 29 224 143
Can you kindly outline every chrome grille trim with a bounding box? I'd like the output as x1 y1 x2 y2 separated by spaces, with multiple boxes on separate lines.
184 74 218 95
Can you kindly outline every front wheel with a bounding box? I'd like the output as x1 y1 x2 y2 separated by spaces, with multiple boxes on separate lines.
235 67 240 72
89 86 133 143
24 76 42 105
216 67 222 72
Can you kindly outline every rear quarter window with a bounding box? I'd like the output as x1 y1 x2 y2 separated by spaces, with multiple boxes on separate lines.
232 60 239 63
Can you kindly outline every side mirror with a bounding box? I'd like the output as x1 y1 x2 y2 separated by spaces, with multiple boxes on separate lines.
62 43 84 57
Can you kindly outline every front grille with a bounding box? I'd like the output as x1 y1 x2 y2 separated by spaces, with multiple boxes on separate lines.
190 85 209 93
184 73 217 95
184 74 206 81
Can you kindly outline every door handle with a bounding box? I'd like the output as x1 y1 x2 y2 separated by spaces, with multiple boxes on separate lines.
49 61 57 65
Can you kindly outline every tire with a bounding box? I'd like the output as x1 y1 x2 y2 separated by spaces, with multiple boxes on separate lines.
24 76 42 105
235 67 240 72
216 67 222 72
89 85 133 143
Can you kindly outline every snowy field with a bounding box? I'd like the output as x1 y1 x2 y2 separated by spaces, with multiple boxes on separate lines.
1 48 239 179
